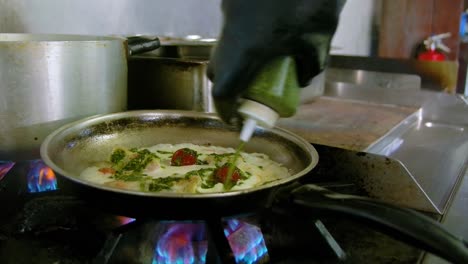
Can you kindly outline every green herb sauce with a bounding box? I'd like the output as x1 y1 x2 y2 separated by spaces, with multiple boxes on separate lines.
110 148 126 164
112 171 146 182
187 168 216 189
207 152 235 164
156 150 173 155
243 56 300 117
224 141 246 190
108 147 159 182
148 177 181 192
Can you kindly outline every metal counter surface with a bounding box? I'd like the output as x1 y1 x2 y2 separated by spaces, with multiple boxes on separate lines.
362 90 468 215
279 86 468 262
278 97 418 151
279 87 468 215
423 167 468 264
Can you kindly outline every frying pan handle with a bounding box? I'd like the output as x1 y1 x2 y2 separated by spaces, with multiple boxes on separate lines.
289 184 468 264
127 36 161 56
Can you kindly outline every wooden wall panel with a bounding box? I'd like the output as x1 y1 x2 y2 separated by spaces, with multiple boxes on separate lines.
378 0 408 58
379 0 433 59
379 0 464 61
432 0 464 60
406 0 435 57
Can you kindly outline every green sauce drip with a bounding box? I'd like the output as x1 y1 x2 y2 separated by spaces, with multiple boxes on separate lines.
224 141 246 190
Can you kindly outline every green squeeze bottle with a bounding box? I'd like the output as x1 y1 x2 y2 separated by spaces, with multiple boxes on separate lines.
224 57 300 189
238 56 300 142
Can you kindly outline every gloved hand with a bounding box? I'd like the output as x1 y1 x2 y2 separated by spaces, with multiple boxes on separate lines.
208 0 345 124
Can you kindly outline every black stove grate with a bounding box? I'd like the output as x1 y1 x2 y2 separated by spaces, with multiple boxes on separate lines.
0 155 423 264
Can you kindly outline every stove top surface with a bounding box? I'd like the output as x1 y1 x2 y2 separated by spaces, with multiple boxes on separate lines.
0 158 424 264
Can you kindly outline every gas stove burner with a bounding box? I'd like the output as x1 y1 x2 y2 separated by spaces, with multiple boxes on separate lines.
0 161 15 181
26 159 57 193
0 152 433 263
153 222 208 263
151 219 268 264
116 215 136 225
223 219 268 263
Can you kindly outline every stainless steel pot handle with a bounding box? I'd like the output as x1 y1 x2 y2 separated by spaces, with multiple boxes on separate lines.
127 36 160 56
288 184 468 264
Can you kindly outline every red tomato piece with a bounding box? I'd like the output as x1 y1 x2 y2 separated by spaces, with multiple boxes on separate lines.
98 167 116 174
171 148 198 166
214 165 241 184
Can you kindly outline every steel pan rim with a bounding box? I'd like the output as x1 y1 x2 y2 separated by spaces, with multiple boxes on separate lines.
40 110 318 199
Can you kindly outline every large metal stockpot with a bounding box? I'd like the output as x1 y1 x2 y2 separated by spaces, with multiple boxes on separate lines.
0 33 159 160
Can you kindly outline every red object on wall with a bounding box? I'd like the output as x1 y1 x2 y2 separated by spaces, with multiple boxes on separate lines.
417 33 451 61
418 50 446 61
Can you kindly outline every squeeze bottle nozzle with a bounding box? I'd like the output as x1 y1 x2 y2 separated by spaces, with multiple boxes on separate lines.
238 56 300 142
239 100 280 142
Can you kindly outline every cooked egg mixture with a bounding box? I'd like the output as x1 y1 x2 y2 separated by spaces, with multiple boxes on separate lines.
80 143 291 194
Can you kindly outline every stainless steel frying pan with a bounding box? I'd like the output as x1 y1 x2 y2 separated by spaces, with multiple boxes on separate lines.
40 110 468 263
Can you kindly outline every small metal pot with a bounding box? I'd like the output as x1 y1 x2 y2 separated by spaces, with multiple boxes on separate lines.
148 36 216 59
0 34 160 160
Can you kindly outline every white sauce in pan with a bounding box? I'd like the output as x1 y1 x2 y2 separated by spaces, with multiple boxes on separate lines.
80 143 291 194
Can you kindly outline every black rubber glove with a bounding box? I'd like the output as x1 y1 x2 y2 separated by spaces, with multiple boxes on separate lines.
208 0 345 124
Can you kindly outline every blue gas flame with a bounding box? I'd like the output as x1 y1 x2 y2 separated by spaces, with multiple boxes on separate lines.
116 215 136 225
152 219 268 264
153 223 207 264
0 161 15 181
224 219 268 264
27 160 58 193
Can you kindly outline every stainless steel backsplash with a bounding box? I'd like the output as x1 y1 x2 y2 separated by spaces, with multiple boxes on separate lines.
0 0 222 38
